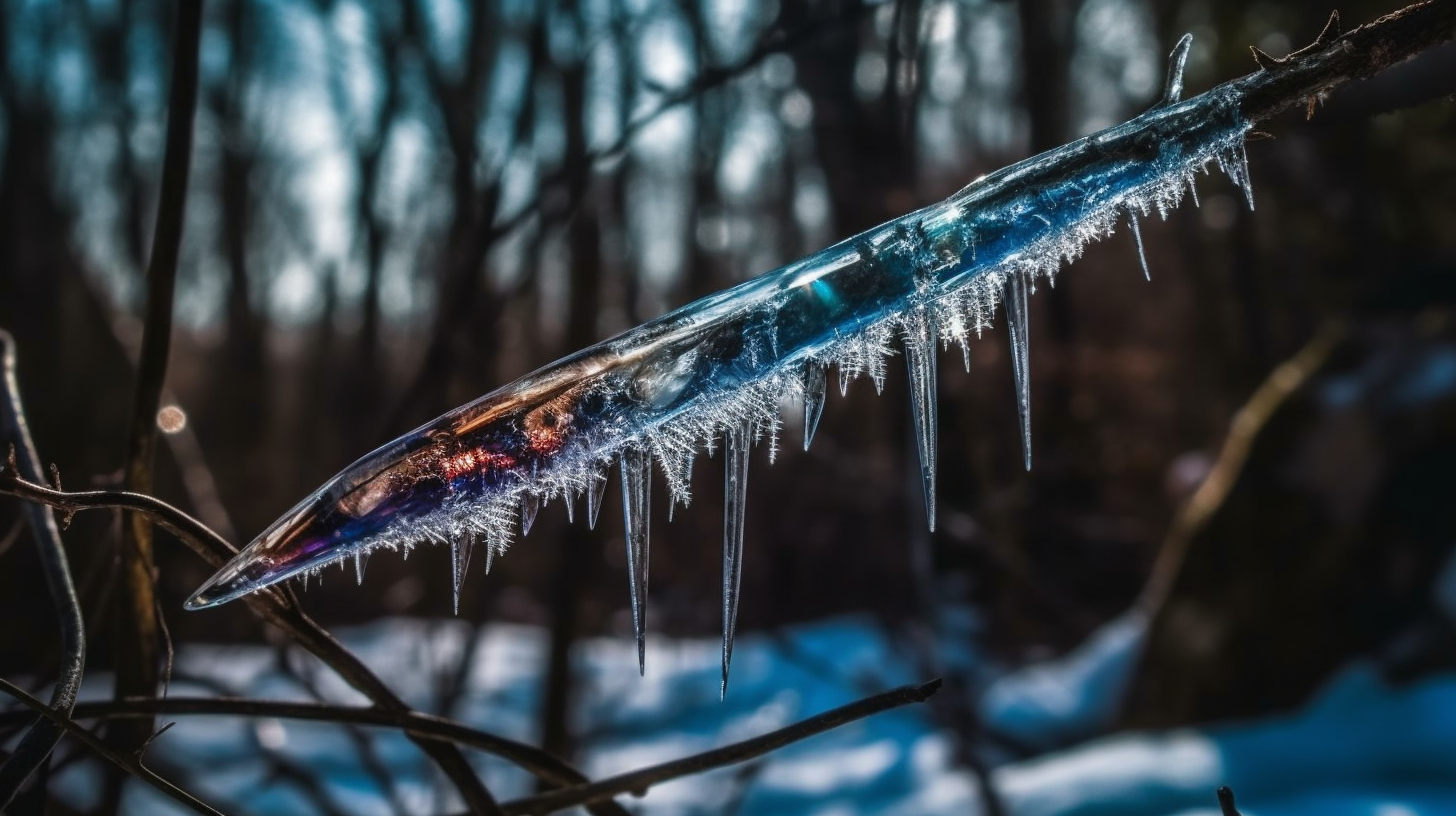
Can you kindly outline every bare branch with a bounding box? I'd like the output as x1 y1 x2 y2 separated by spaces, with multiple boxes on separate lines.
0 331 86 805
0 678 223 816
109 0 203 782
500 679 943 816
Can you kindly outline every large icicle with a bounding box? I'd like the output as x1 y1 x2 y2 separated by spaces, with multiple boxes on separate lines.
1006 270 1033 471
802 358 827 451
904 307 938 531
721 420 751 697
621 447 652 675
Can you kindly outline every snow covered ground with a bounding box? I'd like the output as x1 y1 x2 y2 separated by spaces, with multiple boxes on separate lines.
43 614 1456 816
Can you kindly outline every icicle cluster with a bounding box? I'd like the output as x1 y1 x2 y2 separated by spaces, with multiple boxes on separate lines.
188 34 1257 694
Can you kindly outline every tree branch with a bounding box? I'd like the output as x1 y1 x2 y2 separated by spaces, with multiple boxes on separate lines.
110 0 203 778
0 695 621 811
0 460 512 814
499 679 942 816
0 331 86 805
1235 1 1456 126
0 678 222 816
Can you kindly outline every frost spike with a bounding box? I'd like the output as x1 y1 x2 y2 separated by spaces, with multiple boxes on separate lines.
904 309 938 531
721 420 751 698
1236 141 1255 211
1159 34 1193 107
1006 271 1033 471
621 447 652 675
353 551 367 586
1129 211 1151 281
838 365 852 398
450 537 473 615
586 467 607 530
802 358 827 451
520 492 540 536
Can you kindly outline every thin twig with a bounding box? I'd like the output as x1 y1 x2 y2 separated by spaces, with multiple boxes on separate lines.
1217 785 1243 816
0 678 223 816
0 331 86 805
110 0 204 781
0 696 622 804
500 679 942 816
0 470 511 814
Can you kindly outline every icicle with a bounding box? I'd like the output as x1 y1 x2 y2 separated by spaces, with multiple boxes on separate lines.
1236 141 1255 211
721 420 751 698
353 551 366 586
520 492 540 536
301 570 309 592
483 538 495 575
904 308 938 532
1188 174 1201 207
586 467 607 530
1159 34 1194 107
621 447 652 675
838 365 852 398
1128 211 1151 281
1006 270 1033 471
450 537 470 615
564 489 575 524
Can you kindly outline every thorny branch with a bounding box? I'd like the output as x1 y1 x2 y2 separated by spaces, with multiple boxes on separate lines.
0 332 86 805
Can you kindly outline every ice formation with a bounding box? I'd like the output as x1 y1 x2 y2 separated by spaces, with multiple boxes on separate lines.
188 33 1256 691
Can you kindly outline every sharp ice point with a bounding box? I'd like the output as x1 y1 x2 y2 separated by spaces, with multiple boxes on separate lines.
722 420 750 696
621 447 652 675
838 366 852 398
802 358 827 451
1160 34 1193 107
587 467 607 530
1129 210 1151 281
1006 271 1033 471
904 310 938 532
520 492 540 536
353 552 366 585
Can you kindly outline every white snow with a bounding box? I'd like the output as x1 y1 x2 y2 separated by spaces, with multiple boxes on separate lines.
39 615 1456 816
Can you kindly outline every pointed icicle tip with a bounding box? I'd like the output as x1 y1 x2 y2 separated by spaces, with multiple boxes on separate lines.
722 420 751 698
586 467 608 530
904 310 938 532
1005 271 1033 471
1160 34 1193 107
353 551 367 586
802 358 827 451
1128 210 1151 282
520 492 540 536
621 447 652 676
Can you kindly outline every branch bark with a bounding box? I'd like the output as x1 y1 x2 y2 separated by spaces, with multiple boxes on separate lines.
109 0 202 772
499 679 942 816
0 332 86 805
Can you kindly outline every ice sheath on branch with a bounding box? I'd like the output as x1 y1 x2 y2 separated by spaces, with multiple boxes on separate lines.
187 3 1456 691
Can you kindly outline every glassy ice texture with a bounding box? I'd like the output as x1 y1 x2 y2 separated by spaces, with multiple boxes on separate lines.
722 420 751 696
187 33 1255 681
